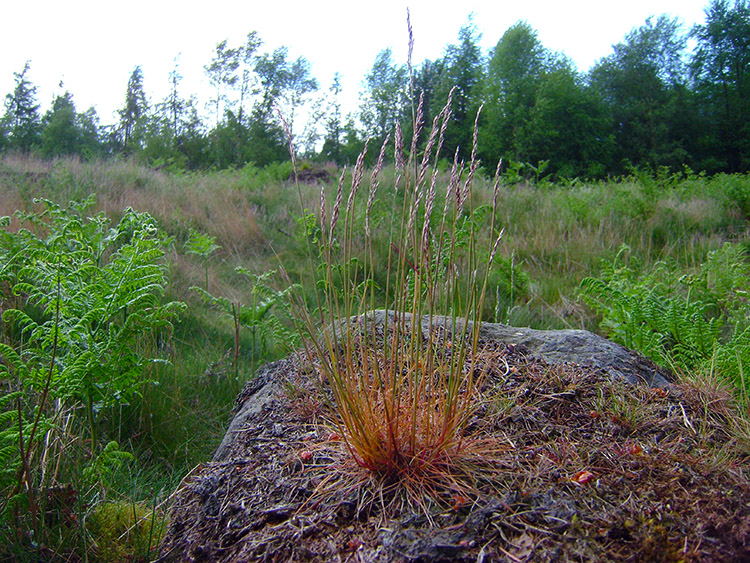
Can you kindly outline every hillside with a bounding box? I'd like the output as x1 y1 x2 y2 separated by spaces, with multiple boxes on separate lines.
1 152 749 561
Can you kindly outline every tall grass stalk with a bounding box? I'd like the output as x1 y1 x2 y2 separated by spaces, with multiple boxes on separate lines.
285 90 503 499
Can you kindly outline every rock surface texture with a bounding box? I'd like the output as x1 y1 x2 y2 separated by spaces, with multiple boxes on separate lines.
158 314 750 563
362 310 672 387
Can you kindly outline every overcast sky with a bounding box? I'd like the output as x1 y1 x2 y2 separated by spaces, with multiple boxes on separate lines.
1 0 711 127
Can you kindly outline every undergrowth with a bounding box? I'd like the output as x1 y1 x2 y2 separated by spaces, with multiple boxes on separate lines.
0 197 183 560
580 242 750 407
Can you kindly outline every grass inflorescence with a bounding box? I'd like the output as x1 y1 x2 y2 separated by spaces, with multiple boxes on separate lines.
286 85 507 510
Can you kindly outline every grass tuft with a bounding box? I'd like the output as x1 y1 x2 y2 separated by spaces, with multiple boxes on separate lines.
286 91 506 511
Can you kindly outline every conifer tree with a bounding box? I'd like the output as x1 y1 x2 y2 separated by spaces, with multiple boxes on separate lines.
116 66 148 154
3 61 41 152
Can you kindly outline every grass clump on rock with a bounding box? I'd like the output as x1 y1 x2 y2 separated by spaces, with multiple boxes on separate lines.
288 88 509 514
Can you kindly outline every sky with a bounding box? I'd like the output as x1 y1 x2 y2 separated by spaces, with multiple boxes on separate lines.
1 0 711 129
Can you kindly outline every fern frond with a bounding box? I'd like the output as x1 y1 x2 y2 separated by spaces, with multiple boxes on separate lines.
0 343 29 380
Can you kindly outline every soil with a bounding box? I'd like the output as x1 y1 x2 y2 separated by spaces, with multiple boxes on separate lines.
157 342 750 562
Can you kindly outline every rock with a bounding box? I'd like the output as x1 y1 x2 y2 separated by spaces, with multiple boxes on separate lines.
212 313 671 465
288 164 331 184
160 314 707 563
475 320 672 387
212 357 293 462
340 310 672 388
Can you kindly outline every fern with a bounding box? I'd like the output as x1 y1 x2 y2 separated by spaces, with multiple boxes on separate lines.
82 440 134 490
191 267 296 376
184 228 220 292
580 243 750 400
0 196 183 536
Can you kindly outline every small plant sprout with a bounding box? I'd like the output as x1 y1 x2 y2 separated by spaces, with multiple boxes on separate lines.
185 227 221 292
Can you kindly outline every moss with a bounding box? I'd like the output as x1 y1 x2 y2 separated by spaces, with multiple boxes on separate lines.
86 500 166 563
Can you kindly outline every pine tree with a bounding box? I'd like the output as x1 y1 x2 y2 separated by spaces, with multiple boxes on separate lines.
116 66 148 154
3 61 41 152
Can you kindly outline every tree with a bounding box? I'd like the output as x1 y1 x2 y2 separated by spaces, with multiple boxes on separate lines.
320 73 344 163
203 33 306 168
482 22 552 164
432 20 484 160
589 16 690 171
204 39 240 127
115 66 149 154
412 58 445 123
147 57 207 168
690 0 750 171
41 98 103 159
41 91 80 157
360 48 409 143
3 61 41 152
254 47 290 120
0 116 8 153
76 106 103 158
247 46 305 164
278 56 318 141
526 63 614 177
235 32 263 123
204 33 262 127
162 58 188 139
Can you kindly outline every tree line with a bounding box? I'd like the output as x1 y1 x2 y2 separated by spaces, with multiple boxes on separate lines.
1 0 748 178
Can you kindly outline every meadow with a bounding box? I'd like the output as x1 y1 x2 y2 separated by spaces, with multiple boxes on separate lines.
1 152 749 561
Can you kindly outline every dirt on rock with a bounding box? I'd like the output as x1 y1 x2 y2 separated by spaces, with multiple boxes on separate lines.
157 339 750 562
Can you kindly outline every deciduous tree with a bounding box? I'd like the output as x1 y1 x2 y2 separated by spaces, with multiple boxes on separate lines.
690 0 750 171
432 20 484 160
482 22 551 164
589 15 690 171
360 48 409 143
41 91 79 157
204 39 240 127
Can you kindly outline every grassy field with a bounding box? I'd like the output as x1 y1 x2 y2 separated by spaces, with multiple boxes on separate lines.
1 152 749 561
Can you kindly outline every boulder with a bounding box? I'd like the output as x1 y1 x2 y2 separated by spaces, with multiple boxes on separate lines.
213 313 670 463
352 310 672 388
157 314 750 562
